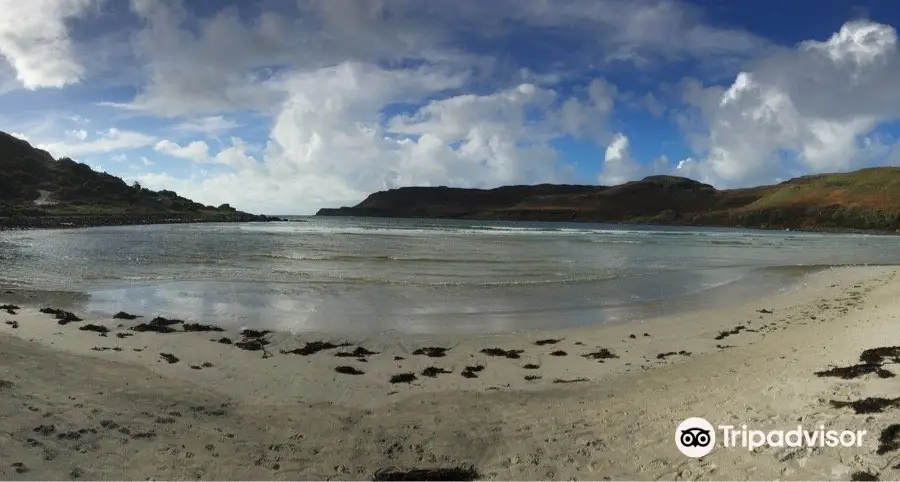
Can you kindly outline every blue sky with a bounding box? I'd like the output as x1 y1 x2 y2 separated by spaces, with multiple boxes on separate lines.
2 0 900 214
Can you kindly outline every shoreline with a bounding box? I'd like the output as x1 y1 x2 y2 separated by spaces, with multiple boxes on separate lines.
3 266 900 478
0 213 284 231
0 263 824 336
314 212 900 237
315 213 900 237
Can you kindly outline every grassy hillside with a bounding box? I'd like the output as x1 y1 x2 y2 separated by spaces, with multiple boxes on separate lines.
0 131 272 228
317 168 900 233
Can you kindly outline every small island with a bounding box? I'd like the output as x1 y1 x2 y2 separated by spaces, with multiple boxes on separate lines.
0 131 278 229
317 168 900 234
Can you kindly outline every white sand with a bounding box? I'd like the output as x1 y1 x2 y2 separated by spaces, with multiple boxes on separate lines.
1 265 899 479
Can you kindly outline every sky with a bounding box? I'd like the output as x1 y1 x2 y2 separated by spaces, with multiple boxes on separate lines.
2 0 900 214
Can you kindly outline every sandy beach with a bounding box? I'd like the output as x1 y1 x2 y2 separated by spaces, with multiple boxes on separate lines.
1 265 900 480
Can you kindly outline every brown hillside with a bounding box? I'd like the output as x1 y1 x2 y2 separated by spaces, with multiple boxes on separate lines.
317 168 900 233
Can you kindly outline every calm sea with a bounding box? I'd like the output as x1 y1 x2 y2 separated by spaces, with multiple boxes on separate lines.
1 217 899 334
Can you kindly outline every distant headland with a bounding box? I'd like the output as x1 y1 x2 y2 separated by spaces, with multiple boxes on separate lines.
0 130 280 229
316 168 900 234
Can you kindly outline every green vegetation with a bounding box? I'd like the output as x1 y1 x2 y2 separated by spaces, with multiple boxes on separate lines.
745 168 900 211
318 167 900 234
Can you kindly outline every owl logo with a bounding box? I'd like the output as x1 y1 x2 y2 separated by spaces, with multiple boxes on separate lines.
675 417 716 457
680 427 712 447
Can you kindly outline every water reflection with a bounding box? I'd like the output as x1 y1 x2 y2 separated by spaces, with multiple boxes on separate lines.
80 266 802 335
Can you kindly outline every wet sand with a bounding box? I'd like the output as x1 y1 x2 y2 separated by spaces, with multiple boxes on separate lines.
1 266 900 479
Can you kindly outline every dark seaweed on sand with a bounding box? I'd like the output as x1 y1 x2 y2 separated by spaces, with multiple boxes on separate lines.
656 350 691 360
878 424 900 455
335 347 380 357
131 316 185 333
235 339 269 351
132 323 177 334
390 373 417 384
715 326 746 340
851 472 879 481
159 353 179 364
829 397 900 414
183 323 225 332
480 348 523 359
814 363 895 379
149 316 183 327
335 366 365 375
421 367 451 378
553 377 588 384
412 347 449 358
582 349 618 360
239 329 270 338
373 466 479 481
534 338 562 346
859 346 900 364
79 324 109 334
112 311 139 320
280 341 350 356
40 307 82 324
461 365 484 378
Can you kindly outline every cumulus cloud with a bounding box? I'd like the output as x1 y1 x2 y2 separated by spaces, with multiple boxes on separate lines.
172 116 239 135
0 0 98 89
75 0 774 213
109 0 767 117
597 133 671 185
154 139 210 162
39 128 157 157
598 134 642 185
134 61 619 213
154 136 258 169
678 20 900 187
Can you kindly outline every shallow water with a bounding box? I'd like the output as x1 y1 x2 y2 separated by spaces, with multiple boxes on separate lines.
2 217 899 334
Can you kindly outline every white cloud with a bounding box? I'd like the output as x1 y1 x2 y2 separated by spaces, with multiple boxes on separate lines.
129 62 619 213
212 138 257 170
680 20 900 187
0 0 98 89
39 128 158 157
71 0 771 214
154 136 260 170
154 139 210 162
597 133 674 185
598 133 642 185
107 0 767 117
67 129 88 140
172 116 239 135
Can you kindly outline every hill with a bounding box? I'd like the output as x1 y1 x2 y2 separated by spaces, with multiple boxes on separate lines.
316 168 900 233
0 131 276 229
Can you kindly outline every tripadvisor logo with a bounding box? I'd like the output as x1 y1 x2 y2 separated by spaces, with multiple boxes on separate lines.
676 417 715 458
675 417 866 458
